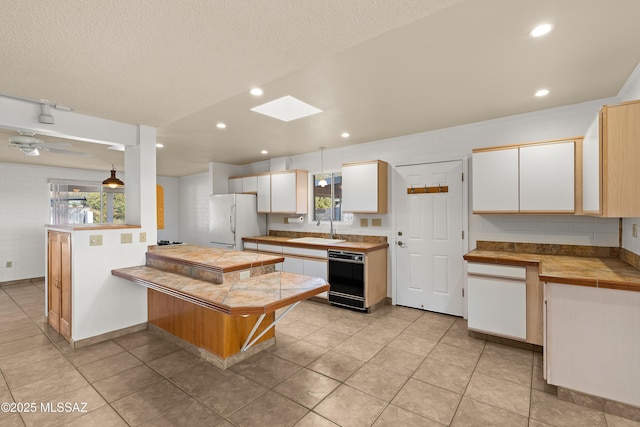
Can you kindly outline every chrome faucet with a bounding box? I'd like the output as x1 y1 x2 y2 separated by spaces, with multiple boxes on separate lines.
316 214 335 239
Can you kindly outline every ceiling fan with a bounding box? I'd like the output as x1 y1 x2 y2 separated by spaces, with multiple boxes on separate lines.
8 134 91 157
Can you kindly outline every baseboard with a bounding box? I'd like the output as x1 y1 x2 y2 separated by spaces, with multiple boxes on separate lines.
0 277 45 288
71 322 148 349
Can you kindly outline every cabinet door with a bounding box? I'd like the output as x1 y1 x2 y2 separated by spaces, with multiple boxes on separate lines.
228 177 242 194
59 232 72 340
472 148 519 212
47 231 61 332
519 141 574 212
257 174 271 213
582 114 601 214
342 162 385 213
271 172 296 213
303 259 327 281
282 256 304 275
242 176 258 193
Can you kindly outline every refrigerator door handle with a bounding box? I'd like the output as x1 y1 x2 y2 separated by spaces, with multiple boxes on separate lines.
230 204 236 233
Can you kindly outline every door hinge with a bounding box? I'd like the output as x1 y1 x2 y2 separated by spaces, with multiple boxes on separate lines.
462 230 464 239
462 288 465 297
462 172 464 182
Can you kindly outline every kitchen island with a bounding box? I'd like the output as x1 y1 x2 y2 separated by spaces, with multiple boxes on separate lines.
112 244 329 368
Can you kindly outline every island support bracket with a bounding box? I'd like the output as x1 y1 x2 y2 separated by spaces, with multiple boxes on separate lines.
241 301 301 352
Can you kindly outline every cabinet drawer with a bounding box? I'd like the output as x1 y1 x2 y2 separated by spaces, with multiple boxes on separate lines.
258 243 283 254
243 241 257 251
282 246 327 259
467 263 526 280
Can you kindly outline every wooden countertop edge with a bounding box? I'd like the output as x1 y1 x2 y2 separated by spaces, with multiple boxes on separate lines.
243 237 389 252
465 251 640 292
112 269 328 315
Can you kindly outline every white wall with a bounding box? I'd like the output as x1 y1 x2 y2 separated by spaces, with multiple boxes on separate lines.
156 176 179 241
177 172 210 246
0 163 116 282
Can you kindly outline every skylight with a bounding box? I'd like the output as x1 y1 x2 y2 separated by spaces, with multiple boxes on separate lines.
251 96 322 122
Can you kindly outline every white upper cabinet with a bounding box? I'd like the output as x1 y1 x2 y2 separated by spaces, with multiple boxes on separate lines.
242 176 258 193
582 100 640 217
472 148 519 213
256 174 271 213
270 170 308 214
228 177 243 193
519 141 575 213
341 160 388 213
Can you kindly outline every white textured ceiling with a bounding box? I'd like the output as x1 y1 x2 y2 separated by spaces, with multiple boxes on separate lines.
1 0 640 176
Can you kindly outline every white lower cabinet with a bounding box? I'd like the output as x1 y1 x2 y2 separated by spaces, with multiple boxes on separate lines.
302 258 327 281
282 257 304 275
467 263 526 340
545 282 640 407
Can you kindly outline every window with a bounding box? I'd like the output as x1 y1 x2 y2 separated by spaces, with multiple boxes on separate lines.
313 173 342 221
49 180 125 225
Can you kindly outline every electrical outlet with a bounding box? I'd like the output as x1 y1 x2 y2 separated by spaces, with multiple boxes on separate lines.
360 218 369 227
633 224 638 238
121 233 133 244
5 261 12 268
239 270 250 280
89 235 103 246
372 218 382 227
140 232 147 243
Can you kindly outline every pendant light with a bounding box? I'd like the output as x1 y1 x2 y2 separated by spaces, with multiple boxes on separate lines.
318 147 328 187
102 164 124 188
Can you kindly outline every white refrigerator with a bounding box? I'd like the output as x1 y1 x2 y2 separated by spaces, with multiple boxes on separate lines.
209 194 266 250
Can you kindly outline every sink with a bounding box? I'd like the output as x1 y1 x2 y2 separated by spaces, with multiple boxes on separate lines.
287 237 346 244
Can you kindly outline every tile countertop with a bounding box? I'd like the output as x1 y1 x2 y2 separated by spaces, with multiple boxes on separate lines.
112 267 329 315
243 235 389 252
464 250 640 292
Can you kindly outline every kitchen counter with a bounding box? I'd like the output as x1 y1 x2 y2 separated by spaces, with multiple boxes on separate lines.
464 250 640 292
243 235 389 252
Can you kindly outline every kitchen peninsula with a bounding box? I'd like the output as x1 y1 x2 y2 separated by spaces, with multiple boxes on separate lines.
112 244 329 368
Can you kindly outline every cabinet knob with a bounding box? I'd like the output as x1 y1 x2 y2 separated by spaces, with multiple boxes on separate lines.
397 241 405 246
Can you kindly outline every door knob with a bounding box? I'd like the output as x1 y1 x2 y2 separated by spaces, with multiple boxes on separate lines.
397 241 404 246
398 231 403 236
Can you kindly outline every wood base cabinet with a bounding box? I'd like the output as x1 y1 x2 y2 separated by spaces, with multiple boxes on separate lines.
47 230 72 342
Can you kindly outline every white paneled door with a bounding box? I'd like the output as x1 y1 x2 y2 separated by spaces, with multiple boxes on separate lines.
395 161 464 316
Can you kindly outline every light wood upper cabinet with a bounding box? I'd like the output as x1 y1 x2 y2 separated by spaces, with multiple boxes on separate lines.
270 170 308 214
519 141 575 213
341 160 388 214
472 138 578 214
582 100 640 217
472 148 519 213
257 173 271 213
47 230 72 342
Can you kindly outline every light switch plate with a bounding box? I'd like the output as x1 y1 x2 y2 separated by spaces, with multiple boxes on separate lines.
240 270 250 280
89 235 103 246
360 218 369 227
140 232 147 243
5 261 12 268
121 233 133 244
372 218 382 227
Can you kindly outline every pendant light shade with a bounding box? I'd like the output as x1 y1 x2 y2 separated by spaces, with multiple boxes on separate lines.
318 147 328 187
102 165 124 188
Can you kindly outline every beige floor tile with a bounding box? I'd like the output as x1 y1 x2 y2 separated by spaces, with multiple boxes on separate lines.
229 390 308 427
0 324 41 344
146 349 202 377
413 358 473 394
428 342 482 370
111 379 194 425
368 346 424 377
315 384 387 427
139 399 223 427
465 373 531 417
302 327 350 349
386 306 424 322
440 328 487 352
451 396 528 427
113 330 161 350
482 342 533 366
77 351 142 383
274 368 340 408
345 363 408 402
0 334 52 358
0 411 26 427
295 411 339 426
604 401 640 423
528 420 554 427
277 320 323 339
307 350 365 381
273 339 328 366
0 318 34 335
65 404 127 427
332 335 385 362
531 366 557 394
373 404 443 426
65 340 124 367
475 354 532 387
392 378 462 425
20 384 107 427
387 332 437 357
370 316 413 334
230 352 301 387
0 343 60 371
530 389 607 427
415 311 458 329
11 364 88 403
328 317 370 335
93 364 163 402
128 339 180 363
354 324 402 346
3 352 71 390
605 413 640 427
404 322 449 342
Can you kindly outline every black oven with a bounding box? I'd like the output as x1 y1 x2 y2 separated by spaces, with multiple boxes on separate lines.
328 250 366 311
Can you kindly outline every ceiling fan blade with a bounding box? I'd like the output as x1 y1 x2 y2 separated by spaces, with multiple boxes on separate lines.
43 148 92 157
9 135 44 145
37 142 72 149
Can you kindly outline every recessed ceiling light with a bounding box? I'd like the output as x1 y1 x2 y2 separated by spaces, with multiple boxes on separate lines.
216 122 226 129
341 132 350 138
251 95 322 122
250 88 264 96
529 23 553 38
155 143 164 148
261 150 268 155
535 89 550 97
